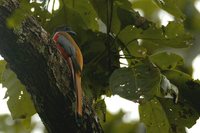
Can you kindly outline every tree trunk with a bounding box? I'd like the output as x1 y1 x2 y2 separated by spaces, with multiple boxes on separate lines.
0 0 103 132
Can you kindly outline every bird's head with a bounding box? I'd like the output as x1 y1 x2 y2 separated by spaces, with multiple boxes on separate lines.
52 25 77 43
53 25 77 36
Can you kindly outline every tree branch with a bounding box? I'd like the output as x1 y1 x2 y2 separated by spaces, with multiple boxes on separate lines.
0 0 103 132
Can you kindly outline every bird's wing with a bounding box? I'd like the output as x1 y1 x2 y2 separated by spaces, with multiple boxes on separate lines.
57 34 81 73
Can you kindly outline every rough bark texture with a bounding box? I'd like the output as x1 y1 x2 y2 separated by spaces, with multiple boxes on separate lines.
0 0 103 132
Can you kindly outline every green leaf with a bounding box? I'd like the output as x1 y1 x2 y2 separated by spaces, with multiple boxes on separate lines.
114 0 132 9
153 0 185 19
163 70 200 114
0 60 6 83
80 30 115 98
89 0 107 25
2 67 36 119
118 21 193 54
139 98 171 133
93 99 106 122
89 0 132 33
6 0 33 28
109 59 161 101
118 26 147 57
158 98 199 129
141 22 193 48
60 0 98 31
117 7 150 30
0 115 36 132
132 0 159 17
30 2 52 25
45 6 87 33
126 41 147 58
102 111 140 133
150 52 183 70
140 97 194 133
21 117 32 129
6 0 51 28
118 25 142 43
165 21 184 38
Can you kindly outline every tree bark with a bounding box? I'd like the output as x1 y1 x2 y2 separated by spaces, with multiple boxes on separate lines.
0 0 103 132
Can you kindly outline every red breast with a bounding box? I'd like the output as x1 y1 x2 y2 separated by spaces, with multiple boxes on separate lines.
53 32 60 42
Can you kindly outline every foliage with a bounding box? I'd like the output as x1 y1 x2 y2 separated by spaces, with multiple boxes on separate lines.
101 111 141 133
150 52 184 70
1 0 200 132
110 59 161 102
0 61 36 119
139 97 198 133
0 114 36 133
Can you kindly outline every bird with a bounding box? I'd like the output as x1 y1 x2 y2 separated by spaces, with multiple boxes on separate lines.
52 28 83 117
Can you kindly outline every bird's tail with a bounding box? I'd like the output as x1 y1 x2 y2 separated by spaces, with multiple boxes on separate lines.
70 56 82 117
71 56 82 74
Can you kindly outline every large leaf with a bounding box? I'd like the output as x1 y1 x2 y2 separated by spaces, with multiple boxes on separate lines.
139 97 196 133
1 65 36 119
118 21 193 55
109 59 161 101
150 52 183 70
158 98 199 129
163 70 200 114
118 26 147 58
153 0 185 19
139 98 171 133
132 0 159 17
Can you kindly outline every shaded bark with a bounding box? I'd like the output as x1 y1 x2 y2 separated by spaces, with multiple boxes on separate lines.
0 0 103 132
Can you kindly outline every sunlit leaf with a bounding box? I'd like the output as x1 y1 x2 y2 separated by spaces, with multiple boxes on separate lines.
153 0 185 19
141 22 193 48
118 21 193 55
1 67 36 119
150 52 183 70
132 0 159 17
139 98 171 133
